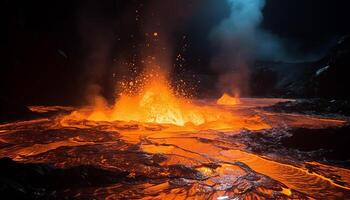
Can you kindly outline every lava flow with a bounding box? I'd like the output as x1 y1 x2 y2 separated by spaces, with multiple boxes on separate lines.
88 73 209 126
61 71 254 131
1 72 350 199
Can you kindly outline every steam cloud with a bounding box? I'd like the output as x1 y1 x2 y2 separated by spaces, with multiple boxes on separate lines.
210 0 289 96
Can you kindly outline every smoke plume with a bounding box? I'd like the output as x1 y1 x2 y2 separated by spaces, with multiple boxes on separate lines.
210 0 289 96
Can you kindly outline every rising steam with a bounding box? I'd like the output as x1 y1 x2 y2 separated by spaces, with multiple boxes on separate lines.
210 0 289 96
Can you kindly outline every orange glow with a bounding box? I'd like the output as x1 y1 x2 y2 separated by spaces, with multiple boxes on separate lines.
63 72 224 127
2 103 348 199
102 74 206 126
59 70 346 133
217 93 240 106
60 70 272 130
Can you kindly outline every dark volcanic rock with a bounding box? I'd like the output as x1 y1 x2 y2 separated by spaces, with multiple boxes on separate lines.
263 99 350 117
253 35 350 100
0 98 36 123
252 61 317 98
311 35 350 99
250 67 279 96
0 158 128 199
233 126 350 167
281 126 350 163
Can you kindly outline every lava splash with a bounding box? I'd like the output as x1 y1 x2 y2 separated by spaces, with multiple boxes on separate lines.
63 72 242 129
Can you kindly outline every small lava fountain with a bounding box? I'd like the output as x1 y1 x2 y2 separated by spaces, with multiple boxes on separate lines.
217 93 240 106
60 69 260 131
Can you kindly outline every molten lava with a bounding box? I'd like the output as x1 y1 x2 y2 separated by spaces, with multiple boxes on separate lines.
64 72 244 128
89 75 206 126
217 93 240 105
3 90 349 199
61 69 286 132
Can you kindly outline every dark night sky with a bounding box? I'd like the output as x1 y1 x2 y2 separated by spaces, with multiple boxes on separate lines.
2 0 350 105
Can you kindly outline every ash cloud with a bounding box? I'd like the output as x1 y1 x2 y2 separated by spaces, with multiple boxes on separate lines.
209 0 294 96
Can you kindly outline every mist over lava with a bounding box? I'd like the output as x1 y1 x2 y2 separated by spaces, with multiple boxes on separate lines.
208 0 333 97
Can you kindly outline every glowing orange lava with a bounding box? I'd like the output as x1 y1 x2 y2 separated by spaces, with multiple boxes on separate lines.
89 74 207 126
63 72 245 128
217 93 240 105
61 69 278 131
